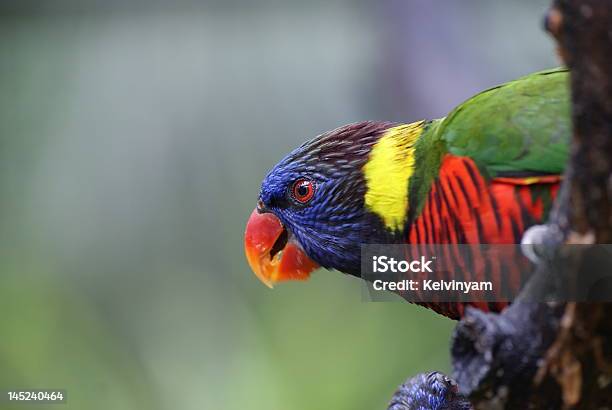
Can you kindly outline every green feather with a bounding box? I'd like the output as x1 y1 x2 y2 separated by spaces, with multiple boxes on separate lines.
436 67 570 177
408 67 570 216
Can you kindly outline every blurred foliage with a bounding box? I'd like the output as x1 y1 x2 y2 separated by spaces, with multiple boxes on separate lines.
0 1 555 409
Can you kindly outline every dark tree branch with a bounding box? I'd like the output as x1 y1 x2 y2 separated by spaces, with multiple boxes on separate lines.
451 1 612 408
547 0 612 242
388 1 612 408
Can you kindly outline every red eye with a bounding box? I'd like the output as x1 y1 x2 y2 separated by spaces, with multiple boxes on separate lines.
291 179 315 204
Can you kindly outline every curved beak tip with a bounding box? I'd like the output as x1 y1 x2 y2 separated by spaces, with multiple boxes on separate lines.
244 208 318 287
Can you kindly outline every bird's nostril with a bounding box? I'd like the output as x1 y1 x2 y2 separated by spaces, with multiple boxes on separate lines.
257 199 265 213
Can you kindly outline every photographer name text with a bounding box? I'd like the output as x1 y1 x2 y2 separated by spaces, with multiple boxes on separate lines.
370 256 493 294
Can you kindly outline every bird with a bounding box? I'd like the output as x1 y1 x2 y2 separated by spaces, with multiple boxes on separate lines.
244 68 570 319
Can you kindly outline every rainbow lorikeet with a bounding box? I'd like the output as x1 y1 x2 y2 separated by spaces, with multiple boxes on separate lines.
244 68 570 319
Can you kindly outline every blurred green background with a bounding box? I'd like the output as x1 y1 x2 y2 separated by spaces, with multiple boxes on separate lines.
0 1 557 409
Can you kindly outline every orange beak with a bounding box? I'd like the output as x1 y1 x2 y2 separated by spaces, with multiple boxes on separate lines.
244 208 319 288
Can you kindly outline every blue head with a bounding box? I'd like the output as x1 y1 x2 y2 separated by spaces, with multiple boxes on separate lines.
248 121 398 282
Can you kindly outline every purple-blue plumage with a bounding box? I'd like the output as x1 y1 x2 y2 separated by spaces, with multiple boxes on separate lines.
258 121 397 274
387 372 472 410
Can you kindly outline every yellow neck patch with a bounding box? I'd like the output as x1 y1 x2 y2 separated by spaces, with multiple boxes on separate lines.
362 121 425 231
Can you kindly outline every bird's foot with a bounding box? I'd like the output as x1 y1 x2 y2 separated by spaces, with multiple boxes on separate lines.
387 371 472 410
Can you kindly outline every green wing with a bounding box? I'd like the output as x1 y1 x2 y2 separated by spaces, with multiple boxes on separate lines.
435 67 570 178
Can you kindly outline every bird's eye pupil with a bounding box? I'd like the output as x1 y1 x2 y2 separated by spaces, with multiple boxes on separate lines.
291 178 315 204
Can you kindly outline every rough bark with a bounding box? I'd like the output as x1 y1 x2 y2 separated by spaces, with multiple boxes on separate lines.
388 1 612 408
453 1 612 408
